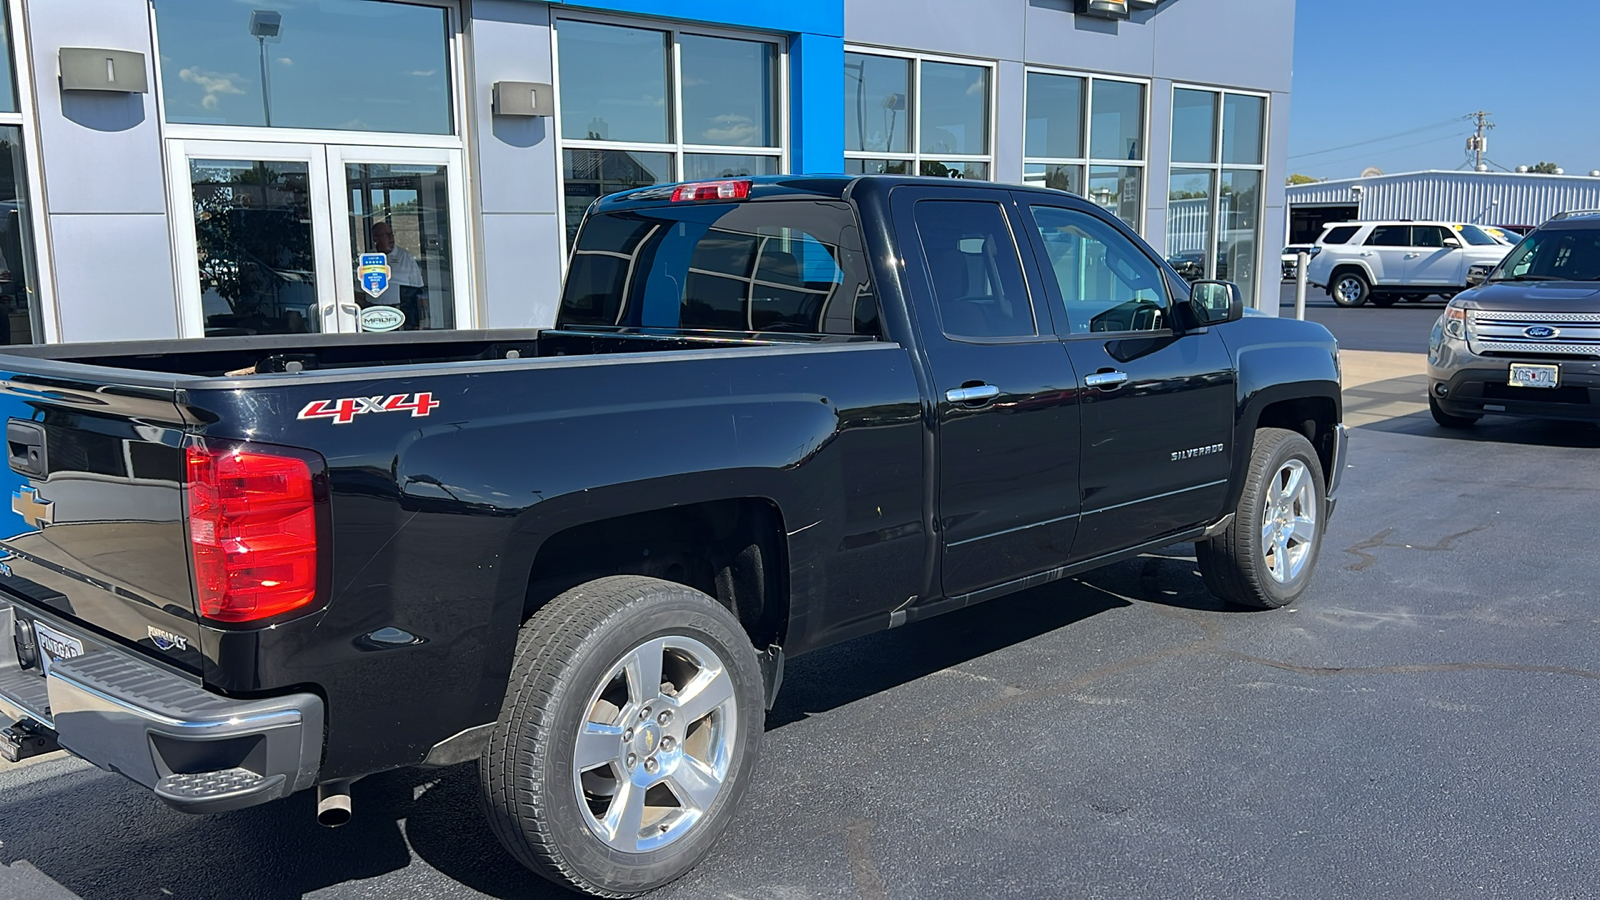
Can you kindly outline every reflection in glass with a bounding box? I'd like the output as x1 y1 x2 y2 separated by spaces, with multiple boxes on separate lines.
0 7 16 113
347 164 455 331
1222 94 1265 165
1025 72 1084 160
558 21 671 144
190 159 318 336
683 154 779 181
562 149 673 243
1090 80 1145 161
1166 168 1215 281
920 62 989 156
1024 163 1083 195
845 53 911 154
1171 88 1218 164
1219 169 1261 304
844 158 911 175
681 35 777 147
920 160 989 180
0 128 38 343
1088 166 1141 230
156 0 452 134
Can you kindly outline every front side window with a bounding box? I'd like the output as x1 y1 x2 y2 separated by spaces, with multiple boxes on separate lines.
846 52 993 180
155 0 453 134
1030 205 1168 335
1167 87 1267 308
557 20 783 244
911 200 1034 339
1025 71 1147 231
1412 225 1451 249
559 200 878 336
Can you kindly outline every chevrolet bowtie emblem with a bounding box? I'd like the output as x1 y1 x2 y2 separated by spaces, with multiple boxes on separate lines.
13 486 54 528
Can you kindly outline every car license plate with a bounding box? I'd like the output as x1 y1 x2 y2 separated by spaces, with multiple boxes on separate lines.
31 621 84 676
1508 363 1560 389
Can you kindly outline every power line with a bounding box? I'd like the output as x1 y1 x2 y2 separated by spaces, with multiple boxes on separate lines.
1289 118 1462 160
1303 130 1471 172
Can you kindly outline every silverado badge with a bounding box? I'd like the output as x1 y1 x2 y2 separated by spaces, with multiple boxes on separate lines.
1171 443 1224 462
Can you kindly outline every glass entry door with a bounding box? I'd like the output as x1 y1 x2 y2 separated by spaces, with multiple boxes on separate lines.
170 140 470 337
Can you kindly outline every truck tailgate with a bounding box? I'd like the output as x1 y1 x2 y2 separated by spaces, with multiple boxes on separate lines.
0 370 201 677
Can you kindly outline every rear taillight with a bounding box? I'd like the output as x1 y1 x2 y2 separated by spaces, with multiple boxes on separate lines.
670 180 751 202
187 440 319 623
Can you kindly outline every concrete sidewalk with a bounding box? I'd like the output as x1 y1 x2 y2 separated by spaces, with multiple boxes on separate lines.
1339 349 1428 428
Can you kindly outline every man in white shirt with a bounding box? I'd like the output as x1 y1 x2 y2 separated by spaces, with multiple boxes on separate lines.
362 221 426 328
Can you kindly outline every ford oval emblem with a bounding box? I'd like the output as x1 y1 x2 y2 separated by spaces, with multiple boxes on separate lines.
359 305 406 333
1524 325 1558 339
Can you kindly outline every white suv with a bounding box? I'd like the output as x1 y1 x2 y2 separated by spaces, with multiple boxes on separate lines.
1305 221 1514 307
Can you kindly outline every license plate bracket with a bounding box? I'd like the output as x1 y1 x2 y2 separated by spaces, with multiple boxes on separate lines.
1508 363 1560 389
31 620 84 677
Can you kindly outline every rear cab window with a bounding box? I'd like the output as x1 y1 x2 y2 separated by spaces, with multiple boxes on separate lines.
559 199 880 337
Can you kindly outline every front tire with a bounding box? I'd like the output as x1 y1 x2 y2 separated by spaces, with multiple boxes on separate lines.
1197 428 1327 610
480 576 764 898
1331 271 1371 307
1429 394 1480 429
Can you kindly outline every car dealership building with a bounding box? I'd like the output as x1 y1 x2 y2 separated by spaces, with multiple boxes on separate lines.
0 0 1292 345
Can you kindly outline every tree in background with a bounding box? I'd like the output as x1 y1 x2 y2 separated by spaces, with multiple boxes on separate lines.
1528 161 1561 174
1286 173 1321 185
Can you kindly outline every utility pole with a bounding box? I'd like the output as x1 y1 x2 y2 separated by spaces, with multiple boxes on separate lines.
1466 111 1494 171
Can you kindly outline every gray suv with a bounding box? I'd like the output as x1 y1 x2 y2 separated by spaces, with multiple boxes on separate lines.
1427 211 1600 428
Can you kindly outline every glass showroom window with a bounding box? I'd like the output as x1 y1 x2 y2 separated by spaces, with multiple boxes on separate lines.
0 3 41 344
1024 71 1146 231
556 18 784 244
845 50 993 179
1167 87 1267 306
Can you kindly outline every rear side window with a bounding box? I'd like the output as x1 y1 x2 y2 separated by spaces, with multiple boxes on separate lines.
911 200 1037 339
1320 225 1360 245
1365 225 1409 247
559 200 880 336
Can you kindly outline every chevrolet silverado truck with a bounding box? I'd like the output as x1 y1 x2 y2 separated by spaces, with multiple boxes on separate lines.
0 175 1346 897
1428 210 1600 428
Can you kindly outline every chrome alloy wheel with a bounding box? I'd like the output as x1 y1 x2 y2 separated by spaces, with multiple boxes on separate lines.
1261 458 1318 584
1334 276 1366 305
572 635 738 854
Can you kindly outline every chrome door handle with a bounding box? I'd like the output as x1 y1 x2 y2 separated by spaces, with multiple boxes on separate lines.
1085 371 1129 389
1404 253 1421 259
945 384 1000 404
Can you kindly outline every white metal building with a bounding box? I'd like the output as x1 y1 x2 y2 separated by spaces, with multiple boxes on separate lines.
1285 170 1600 244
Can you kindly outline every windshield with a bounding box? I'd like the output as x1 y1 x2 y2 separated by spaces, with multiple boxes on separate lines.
1454 224 1501 246
1491 229 1600 282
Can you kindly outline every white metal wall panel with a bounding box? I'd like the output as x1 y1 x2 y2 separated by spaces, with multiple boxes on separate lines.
1288 171 1600 227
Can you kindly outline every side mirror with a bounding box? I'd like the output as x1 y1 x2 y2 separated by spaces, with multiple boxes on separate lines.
1465 264 1492 287
1443 237 1462 249
1189 280 1244 327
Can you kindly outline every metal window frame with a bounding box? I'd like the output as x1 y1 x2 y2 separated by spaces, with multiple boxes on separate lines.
4 0 57 342
552 10 791 261
1022 66 1150 233
843 45 997 179
1167 82 1271 299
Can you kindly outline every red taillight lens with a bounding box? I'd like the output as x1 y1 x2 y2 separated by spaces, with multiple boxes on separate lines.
187 441 318 623
669 180 751 202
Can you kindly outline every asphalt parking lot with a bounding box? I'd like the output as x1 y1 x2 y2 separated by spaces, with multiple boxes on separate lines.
5 297 1600 900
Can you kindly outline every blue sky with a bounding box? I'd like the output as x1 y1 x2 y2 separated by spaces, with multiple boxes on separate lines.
1291 0 1600 179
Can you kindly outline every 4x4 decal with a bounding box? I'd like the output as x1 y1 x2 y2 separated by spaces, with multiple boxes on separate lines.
297 393 440 425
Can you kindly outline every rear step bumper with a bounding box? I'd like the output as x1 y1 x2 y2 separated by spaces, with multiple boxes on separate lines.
1 598 323 814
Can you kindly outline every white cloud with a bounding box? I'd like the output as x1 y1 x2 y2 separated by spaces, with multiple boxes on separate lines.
701 113 759 145
277 57 294 67
178 67 245 111
966 79 986 97
408 70 437 77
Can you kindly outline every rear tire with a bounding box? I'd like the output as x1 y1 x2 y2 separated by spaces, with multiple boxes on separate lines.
1198 428 1326 610
1331 271 1370 307
1429 394 1480 429
480 576 764 898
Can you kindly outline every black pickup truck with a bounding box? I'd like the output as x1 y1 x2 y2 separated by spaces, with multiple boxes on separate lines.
0 175 1345 897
